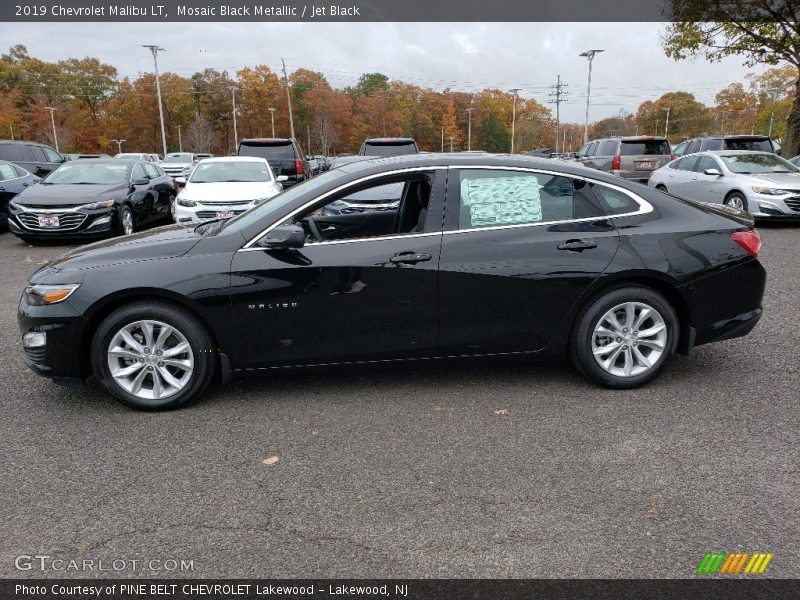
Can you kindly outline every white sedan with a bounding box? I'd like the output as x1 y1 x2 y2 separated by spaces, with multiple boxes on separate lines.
173 156 285 224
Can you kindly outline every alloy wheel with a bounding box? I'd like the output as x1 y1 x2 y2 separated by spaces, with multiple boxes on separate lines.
725 195 745 211
591 302 667 377
122 209 134 235
106 320 194 401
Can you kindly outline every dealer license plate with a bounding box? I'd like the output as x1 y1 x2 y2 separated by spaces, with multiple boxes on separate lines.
37 215 60 228
216 211 235 219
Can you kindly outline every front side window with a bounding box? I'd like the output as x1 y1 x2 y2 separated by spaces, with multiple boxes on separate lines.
673 141 689 157
42 147 62 162
143 163 160 179
457 169 603 229
131 164 147 181
674 156 698 171
693 155 721 173
28 145 47 161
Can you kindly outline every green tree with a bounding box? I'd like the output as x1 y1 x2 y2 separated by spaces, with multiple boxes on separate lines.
480 113 510 152
662 0 800 154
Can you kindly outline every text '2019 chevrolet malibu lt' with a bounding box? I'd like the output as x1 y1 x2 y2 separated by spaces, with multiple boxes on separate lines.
19 154 766 410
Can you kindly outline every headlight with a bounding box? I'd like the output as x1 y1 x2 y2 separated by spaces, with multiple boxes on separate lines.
176 197 197 207
24 284 81 306
751 186 788 196
9 201 24 211
82 199 116 210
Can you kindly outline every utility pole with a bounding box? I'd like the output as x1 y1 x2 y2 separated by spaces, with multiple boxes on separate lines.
44 106 58 152
720 110 731 136
9 124 14 140
177 125 182 152
441 127 444 152
307 125 311 154
281 58 295 139
466 106 474 151
510 88 521 153
579 49 604 144
548 75 569 153
663 108 671 138
142 45 168 158
768 111 774 137
268 107 276 137
229 87 239 150
111 139 126 154
449 136 454 152
654 119 660 136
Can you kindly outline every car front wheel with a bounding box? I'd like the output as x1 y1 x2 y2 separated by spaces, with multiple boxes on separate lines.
91 301 217 410
571 285 678 389
118 205 135 235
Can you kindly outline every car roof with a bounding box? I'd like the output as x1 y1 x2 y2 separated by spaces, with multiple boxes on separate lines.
73 158 137 165
707 149 777 156
196 156 269 163
240 138 292 144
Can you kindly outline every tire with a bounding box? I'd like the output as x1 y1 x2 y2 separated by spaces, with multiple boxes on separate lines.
90 301 217 410
570 285 678 389
118 204 135 235
724 192 748 212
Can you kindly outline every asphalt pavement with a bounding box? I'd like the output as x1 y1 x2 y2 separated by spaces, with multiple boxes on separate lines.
0 225 797 578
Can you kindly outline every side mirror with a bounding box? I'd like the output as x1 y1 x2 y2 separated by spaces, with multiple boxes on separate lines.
276 175 289 182
257 224 305 249
704 168 722 176
132 177 150 186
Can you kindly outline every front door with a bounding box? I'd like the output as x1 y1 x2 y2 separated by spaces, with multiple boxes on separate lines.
228 169 446 369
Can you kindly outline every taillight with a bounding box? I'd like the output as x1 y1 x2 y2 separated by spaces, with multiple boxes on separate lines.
612 155 620 170
295 159 303 174
670 154 675 160
731 229 761 258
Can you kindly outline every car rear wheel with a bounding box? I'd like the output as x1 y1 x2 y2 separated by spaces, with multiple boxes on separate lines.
571 285 678 389
724 192 748 212
119 205 135 235
91 301 217 410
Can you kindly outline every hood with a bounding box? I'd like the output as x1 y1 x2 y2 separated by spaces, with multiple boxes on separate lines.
15 183 126 206
34 225 203 278
162 161 193 169
747 172 800 189
182 180 279 201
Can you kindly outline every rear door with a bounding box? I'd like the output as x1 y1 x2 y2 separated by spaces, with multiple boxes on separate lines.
437 167 621 355
665 155 701 197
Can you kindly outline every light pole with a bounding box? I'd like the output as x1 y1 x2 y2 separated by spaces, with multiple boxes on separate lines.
449 136 454 152
268 107 276 137
177 125 182 152
44 106 58 152
720 110 731 136
466 106 474 151
111 139 126 154
663 108 671 138
229 87 239 150
142 45 168 158
510 88 521 153
579 49 604 144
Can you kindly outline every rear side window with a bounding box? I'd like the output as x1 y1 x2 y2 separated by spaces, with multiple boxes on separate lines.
592 184 640 216
457 169 602 229
362 141 417 157
0 144 32 162
620 140 671 156
723 138 773 152
0 163 17 180
701 139 724 151
239 142 295 161
598 140 619 155
28 145 47 161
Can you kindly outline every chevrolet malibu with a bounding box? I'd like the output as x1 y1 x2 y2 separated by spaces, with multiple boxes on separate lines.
19 153 766 410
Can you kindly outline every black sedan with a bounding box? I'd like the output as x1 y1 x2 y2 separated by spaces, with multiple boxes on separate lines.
8 159 176 241
18 153 766 410
0 159 40 228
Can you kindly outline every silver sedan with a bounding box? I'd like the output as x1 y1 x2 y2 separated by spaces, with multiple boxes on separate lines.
648 150 800 219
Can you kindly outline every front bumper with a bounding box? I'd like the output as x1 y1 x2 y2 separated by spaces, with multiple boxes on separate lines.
748 193 800 218
8 206 117 239
18 294 90 381
174 201 255 224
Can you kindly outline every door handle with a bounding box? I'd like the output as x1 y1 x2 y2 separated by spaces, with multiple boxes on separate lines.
389 252 432 264
557 239 598 252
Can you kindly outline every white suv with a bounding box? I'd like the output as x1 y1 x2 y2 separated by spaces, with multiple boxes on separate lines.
173 156 284 224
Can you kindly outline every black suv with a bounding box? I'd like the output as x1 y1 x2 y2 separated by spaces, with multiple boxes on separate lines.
0 140 64 177
673 135 779 158
359 138 419 157
237 138 309 188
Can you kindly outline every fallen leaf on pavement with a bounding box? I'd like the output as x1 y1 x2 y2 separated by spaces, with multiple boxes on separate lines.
494 409 508 416
261 456 280 466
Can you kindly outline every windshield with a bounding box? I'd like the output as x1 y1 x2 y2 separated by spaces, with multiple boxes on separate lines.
190 160 273 183
221 169 341 235
164 153 194 163
44 162 128 185
719 153 799 174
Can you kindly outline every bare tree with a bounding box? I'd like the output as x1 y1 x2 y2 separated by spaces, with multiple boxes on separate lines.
183 114 215 153
312 111 337 156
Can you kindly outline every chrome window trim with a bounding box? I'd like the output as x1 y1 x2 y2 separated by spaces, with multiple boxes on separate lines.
239 166 446 251
237 164 653 252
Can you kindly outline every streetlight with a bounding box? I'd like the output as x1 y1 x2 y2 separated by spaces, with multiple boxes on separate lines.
509 88 521 153
142 45 168 158
111 139 126 154
229 87 239 150
44 106 58 152
579 49 604 144
663 108 671 138
177 125 182 152
466 106 475 151
268 107 276 137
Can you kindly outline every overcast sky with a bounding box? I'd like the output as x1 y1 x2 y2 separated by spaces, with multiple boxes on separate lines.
4 22 762 123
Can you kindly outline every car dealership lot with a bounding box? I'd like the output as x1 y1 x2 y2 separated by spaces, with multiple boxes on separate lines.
0 228 797 578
